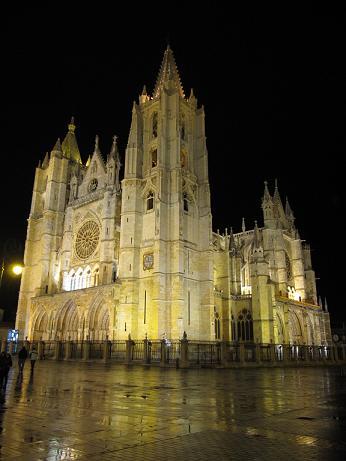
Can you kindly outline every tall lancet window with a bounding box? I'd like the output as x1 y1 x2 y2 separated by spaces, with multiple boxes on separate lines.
146 191 154 211
152 112 158 138
180 114 186 141
151 148 157 168
183 192 189 212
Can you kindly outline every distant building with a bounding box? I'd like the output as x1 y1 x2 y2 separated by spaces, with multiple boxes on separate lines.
15 47 331 345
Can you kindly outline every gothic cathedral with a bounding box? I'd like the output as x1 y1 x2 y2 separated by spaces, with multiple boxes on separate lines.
16 47 331 345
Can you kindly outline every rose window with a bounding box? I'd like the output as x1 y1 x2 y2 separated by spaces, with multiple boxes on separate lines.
75 221 100 259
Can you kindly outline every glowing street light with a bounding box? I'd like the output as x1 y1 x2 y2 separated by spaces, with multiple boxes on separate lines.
12 265 23 275
0 259 23 288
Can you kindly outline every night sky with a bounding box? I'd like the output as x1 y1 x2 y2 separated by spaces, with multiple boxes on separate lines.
1 8 344 326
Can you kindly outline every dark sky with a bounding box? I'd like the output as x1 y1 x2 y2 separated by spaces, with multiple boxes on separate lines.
1 7 345 326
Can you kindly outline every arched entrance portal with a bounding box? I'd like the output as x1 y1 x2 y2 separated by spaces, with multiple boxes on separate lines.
88 302 110 340
55 301 80 340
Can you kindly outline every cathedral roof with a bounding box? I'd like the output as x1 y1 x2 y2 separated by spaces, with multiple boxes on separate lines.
152 45 185 99
62 117 82 164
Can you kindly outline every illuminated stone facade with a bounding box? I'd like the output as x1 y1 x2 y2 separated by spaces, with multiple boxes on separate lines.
16 47 331 345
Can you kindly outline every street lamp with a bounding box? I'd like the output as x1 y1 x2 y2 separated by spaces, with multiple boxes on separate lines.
0 258 23 288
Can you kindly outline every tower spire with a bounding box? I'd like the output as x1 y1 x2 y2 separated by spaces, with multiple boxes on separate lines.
62 117 82 163
152 46 185 99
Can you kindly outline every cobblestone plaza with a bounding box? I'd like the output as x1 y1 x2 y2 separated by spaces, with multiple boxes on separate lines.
1 362 345 460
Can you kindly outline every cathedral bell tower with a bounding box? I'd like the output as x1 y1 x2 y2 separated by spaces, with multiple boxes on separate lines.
117 46 214 340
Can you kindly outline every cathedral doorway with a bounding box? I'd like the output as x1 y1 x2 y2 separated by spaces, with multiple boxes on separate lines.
88 301 110 340
55 301 80 340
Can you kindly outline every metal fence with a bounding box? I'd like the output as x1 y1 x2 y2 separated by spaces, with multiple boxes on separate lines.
1 338 345 368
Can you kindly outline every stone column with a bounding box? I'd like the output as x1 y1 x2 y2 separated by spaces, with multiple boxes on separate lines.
54 341 61 360
125 339 133 364
38 340 44 360
143 338 150 364
239 342 245 364
270 344 276 363
180 339 189 368
83 340 90 361
103 338 111 362
160 340 167 367
220 341 229 366
255 343 261 364
65 340 72 360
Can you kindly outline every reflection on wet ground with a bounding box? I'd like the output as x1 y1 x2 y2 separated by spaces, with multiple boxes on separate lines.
0 361 345 460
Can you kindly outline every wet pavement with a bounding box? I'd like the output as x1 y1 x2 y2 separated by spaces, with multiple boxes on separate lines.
0 361 346 460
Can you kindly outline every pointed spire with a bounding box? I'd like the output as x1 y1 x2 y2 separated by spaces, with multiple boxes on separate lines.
272 179 288 228
94 135 101 155
153 45 185 99
285 197 295 220
242 217 246 233
108 135 120 164
62 117 82 163
253 220 260 248
229 227 236 251
262 180 272 203
42 152 49 169
139 85 149 104
51 138 63 158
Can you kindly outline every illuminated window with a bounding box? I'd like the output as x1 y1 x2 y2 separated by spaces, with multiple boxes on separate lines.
147 192 154 211
237 309 253 341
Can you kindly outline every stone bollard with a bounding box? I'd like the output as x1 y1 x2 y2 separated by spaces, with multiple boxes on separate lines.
103 339 111 362
1 339 7 353
180 339 189 368
38 340 44 360
54 341 61 360
83 340 90 361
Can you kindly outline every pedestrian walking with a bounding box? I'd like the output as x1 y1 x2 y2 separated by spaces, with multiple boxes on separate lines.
18 346 28 373
29 346 38 371
0 351 13 388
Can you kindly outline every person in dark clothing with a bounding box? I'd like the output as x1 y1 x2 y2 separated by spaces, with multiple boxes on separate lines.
18 346 28 373
0 351 13 388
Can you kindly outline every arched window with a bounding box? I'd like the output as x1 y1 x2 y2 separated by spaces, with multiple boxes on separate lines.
152 112 158 138
70 273 76 291
146 191 154 211
237 309 253 341
93 268 99 287
214 312 221 339
151 149 157 168
183 192 189 212
86 269 91 287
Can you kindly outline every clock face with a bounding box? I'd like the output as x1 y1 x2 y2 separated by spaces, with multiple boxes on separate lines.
143 253 154 270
